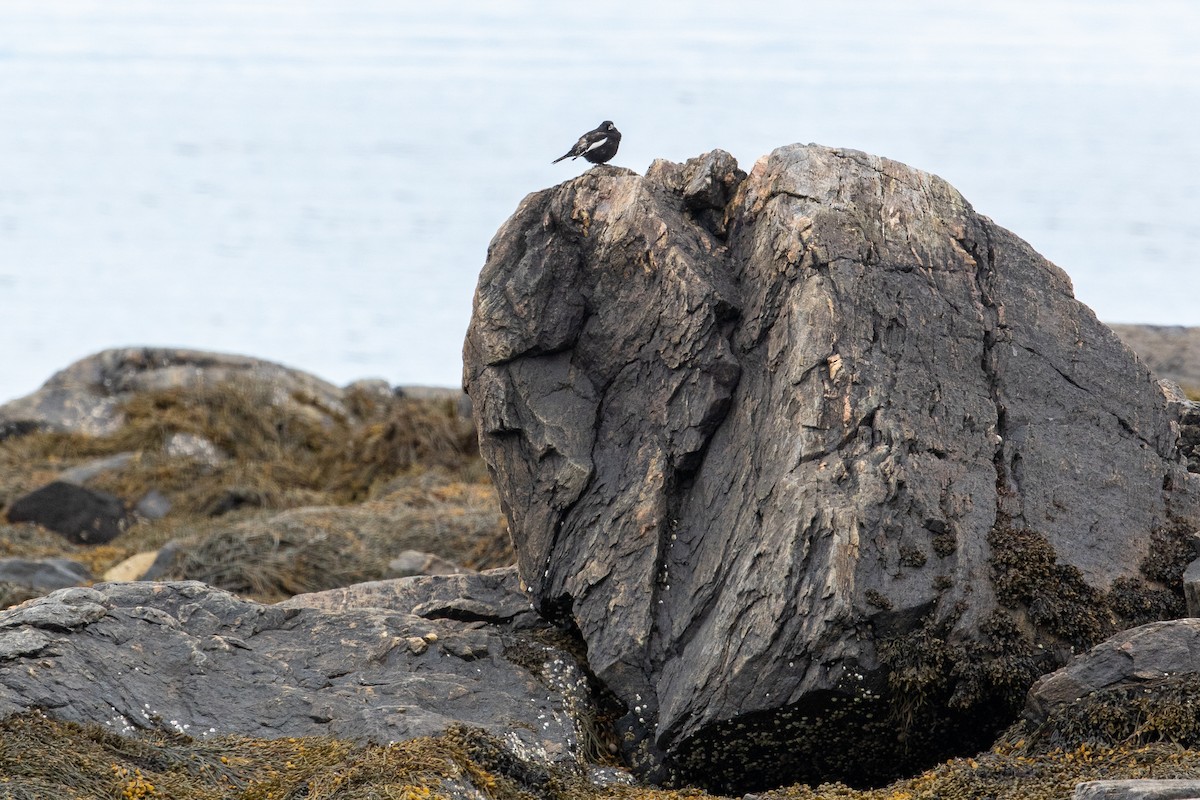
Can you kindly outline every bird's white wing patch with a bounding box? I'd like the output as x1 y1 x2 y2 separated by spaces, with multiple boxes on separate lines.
584 137 609 152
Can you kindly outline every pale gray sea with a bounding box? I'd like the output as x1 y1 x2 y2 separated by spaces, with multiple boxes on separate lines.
2 1 1198 403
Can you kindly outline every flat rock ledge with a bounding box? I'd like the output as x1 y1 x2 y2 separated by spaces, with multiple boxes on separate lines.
0 569 602 768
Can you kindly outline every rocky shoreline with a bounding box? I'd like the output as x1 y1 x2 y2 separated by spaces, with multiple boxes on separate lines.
3 146 1200 800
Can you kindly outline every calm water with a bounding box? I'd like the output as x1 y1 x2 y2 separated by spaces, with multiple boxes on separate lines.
2 1 1199 403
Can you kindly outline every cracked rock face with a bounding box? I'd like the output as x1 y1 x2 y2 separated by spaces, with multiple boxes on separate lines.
463 145 1200 791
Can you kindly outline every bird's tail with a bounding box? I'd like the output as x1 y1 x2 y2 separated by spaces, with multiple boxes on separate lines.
551 153 572 164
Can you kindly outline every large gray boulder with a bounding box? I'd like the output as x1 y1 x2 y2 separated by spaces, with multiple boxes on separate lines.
0 569 600 765
463 145 1200 790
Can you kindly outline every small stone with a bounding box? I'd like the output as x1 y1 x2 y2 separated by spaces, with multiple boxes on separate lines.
386 551 469 578
163 432 226 465
134 490 172 520
103 552 160 583
57 452 135 485
7 481 133 545
0 558 93 592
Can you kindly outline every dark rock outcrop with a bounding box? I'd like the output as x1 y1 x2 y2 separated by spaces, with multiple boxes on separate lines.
0 570 602 765
463 145 1200 790
6 480 133 544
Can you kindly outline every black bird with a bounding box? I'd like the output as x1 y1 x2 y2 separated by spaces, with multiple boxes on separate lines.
552 121 621 165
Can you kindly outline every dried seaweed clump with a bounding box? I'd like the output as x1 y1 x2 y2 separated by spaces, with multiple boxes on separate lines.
113 382 335 461
0 380 502 598
164 481 511 601
761 740 1200 800
1013 673 1200 755
989 521 1193 647
1141 524 1197 588
4 381 484 521
987 525 1110 649
7 708 1200 800
0 711 471 800
0 712 628 800
321 389 480 502
1098 523 1193 628
167 524 378 599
